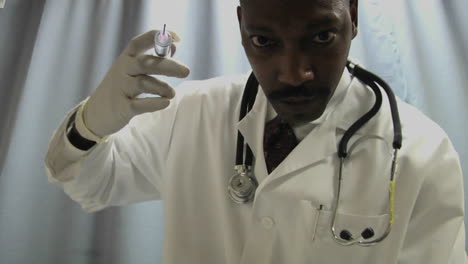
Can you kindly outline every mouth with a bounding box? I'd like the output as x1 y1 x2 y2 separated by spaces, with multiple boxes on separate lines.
278 96 317 105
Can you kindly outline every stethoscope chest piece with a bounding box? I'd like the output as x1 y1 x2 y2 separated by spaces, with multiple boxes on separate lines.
228 165 258 204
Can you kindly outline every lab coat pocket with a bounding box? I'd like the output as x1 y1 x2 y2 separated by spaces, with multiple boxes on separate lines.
315 209 390 244
308 209 392 263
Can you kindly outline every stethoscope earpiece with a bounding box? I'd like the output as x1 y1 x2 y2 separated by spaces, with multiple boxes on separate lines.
340 230 353 241
361 227 375 239
339 227 375 242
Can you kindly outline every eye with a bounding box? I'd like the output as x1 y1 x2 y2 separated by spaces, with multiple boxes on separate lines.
250 36 276 48
313 31 336 44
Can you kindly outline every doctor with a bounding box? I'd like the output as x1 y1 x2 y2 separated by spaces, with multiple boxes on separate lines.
45 0 468 263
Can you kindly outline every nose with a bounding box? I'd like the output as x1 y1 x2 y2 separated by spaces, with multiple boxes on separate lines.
277 48 315 86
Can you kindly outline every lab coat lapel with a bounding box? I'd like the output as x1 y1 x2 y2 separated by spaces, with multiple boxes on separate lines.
236 69 390 184
264 73 395 181
268 121 338 181
236 84 339 184
264 72 353 181
237 87 269 182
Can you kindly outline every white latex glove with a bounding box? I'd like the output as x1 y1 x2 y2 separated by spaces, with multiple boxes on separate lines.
77 30 190 140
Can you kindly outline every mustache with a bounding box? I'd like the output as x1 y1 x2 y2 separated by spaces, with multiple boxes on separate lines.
268 84 330 100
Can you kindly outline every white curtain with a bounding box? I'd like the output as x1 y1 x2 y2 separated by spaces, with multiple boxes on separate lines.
0 0 466 263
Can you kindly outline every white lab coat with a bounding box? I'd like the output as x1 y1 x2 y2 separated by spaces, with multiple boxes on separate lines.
45 70 468 263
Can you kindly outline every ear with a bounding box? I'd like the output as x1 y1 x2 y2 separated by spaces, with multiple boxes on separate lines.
350 0 358 38
237 6 243 29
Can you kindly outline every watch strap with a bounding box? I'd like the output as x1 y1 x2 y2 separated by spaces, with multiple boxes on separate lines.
66 111 97 151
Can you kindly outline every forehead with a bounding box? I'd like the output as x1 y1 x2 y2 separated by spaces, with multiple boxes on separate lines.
242 0 348 29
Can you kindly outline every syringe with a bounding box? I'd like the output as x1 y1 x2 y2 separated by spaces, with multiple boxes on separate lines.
154 24 173 57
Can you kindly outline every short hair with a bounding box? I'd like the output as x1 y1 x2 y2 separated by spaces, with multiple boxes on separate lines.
239 0 352 7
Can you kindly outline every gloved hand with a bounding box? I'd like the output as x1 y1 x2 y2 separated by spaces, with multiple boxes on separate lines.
75 29 190 141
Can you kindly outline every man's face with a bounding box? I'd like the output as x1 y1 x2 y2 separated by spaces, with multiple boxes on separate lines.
237 0 358 126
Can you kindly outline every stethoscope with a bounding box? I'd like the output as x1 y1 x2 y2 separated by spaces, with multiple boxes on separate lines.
228 60 403 246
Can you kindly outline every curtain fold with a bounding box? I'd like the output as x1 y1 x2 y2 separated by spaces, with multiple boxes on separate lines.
0 0 46 179
0 1 466 263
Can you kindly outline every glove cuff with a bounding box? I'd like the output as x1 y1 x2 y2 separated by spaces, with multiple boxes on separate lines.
75 97 109 144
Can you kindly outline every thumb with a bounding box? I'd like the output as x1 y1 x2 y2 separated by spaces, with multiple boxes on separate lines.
129 97 171 115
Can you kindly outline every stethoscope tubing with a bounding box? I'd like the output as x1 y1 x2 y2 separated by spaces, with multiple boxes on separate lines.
332 61 402 246
231 60 403 246
235 73 258 167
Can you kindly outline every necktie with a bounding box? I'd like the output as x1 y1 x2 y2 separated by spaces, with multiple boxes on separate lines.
263 116 298 174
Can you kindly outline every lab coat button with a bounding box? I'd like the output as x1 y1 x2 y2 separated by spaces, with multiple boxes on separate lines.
261 217 275 229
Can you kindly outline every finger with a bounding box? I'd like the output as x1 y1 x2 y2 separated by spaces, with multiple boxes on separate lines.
125 30 157 57
129 97 171 115
124 75 175 99
125 30 181 57
168 31 181 42
126 54 190 78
